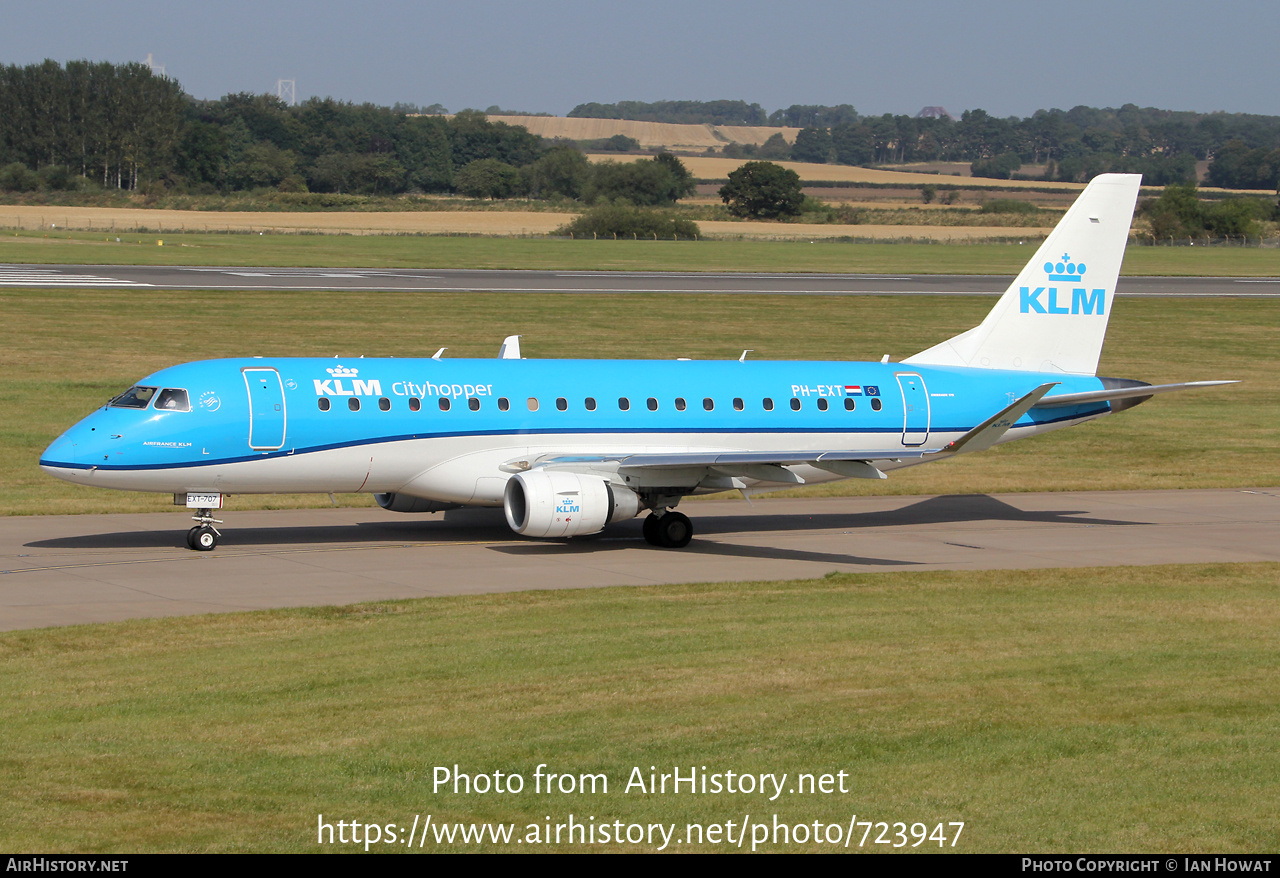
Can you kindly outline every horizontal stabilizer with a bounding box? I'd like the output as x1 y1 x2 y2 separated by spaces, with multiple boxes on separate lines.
1035 380 1238 408
930 383 1058 455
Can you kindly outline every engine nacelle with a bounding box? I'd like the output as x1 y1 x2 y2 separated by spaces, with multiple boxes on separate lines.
503 471 641 538
375 493 460 514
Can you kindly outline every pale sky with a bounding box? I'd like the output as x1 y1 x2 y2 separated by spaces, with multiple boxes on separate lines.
4 0 1278 119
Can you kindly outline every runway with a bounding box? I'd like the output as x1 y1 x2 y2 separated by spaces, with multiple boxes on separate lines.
2 488 1277 632
2 264 1279 295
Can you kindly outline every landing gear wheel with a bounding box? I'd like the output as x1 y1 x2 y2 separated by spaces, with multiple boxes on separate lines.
192 526 218 552
185 527 200 549
642 513 663 546
657 511 693 549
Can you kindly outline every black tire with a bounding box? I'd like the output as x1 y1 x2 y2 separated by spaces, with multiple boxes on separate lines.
185 527 199 549
642 513 663 546
192 526 218 551
658 511 693 549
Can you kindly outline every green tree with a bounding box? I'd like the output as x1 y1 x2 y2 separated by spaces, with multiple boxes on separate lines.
454 158 522 199
585 154 694 206
790 127 834 163
757 132 791 160
524 146 591 199
718 161 804 219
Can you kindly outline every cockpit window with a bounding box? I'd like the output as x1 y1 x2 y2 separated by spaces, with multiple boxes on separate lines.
154 388 191 412
109 386 158 409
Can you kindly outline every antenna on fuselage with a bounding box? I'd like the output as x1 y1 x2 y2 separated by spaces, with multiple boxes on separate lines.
432 348 446 360
498 335 522 359
739 350 753 362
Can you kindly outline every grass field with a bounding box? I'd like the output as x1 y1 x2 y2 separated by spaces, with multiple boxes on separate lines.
5 288 1276 516
3 233 1277 853
4 228 1280 275
2 563 1277 852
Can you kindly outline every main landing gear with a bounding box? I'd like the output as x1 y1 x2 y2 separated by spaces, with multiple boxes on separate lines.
186 508 222 552
642 510 693 549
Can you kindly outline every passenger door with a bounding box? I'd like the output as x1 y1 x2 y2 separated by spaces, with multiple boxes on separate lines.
243 367 286 450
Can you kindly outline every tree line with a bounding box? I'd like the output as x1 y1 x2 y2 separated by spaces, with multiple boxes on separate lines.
0 60 703 203
569 100 1280 189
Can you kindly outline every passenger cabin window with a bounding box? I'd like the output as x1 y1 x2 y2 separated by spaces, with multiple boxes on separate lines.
527 397 539 412
409 397 421 412
871 398 883 412
556 397 568 411
439 398 451 412
348 398 361 412
790 398 801 411
733 397 744 411
702 398 714 411
154 388 190 412
469 397 481 411
109 386 157 409
817 398 829 411
318 398 331 412
498 397 510 411
675 397 687 411
647 397 658 411
618 397 630 411
763 398 774 411
584 397 597 411
844 398 855 411
379 397 391 411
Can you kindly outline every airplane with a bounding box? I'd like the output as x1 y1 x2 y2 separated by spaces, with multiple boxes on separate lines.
40 173 1233 551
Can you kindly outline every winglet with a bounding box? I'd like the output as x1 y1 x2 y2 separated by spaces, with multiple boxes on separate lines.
931 383 1058 455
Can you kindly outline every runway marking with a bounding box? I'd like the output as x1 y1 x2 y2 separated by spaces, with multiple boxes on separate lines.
0 266 151 287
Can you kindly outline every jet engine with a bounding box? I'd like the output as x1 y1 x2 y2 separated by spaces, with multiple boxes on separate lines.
375 493 460 514
503 471 641 538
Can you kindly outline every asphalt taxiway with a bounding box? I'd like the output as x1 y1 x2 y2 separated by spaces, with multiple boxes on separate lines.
2 264 1278 296
2 488 1277 631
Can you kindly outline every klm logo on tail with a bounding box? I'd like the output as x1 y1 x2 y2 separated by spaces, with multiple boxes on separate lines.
1019 254 1106 316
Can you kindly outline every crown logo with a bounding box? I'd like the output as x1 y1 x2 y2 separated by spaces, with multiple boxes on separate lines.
1044 253 1086 282
327 365 359 378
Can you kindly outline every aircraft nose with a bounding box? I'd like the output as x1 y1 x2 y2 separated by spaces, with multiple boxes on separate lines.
41 431 78 467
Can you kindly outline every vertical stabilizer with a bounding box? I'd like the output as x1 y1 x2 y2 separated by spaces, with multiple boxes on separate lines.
903 173 1141 375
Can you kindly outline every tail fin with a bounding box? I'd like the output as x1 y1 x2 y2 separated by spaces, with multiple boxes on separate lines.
903 173 1141 376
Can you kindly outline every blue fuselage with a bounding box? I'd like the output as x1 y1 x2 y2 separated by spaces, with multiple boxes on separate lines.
40 357 1110 503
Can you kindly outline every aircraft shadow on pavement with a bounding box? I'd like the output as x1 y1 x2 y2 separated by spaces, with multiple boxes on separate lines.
27 494 1145 556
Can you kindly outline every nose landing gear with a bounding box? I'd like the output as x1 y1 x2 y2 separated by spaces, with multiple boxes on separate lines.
186 508 222 551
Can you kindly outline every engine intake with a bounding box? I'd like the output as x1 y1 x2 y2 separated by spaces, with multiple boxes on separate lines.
503 471 640 538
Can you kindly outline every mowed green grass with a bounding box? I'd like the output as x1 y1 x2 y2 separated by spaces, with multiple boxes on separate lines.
3 227 1280 275
4 288 1276 515
1 563 1277 852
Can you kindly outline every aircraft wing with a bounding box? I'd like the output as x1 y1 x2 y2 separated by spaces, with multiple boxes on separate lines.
507 385 1064 489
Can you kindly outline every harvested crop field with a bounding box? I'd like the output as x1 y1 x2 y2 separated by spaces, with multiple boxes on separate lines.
0 204 1051 242
0 206 573 236
591 153 1088 189
488 115 799 150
